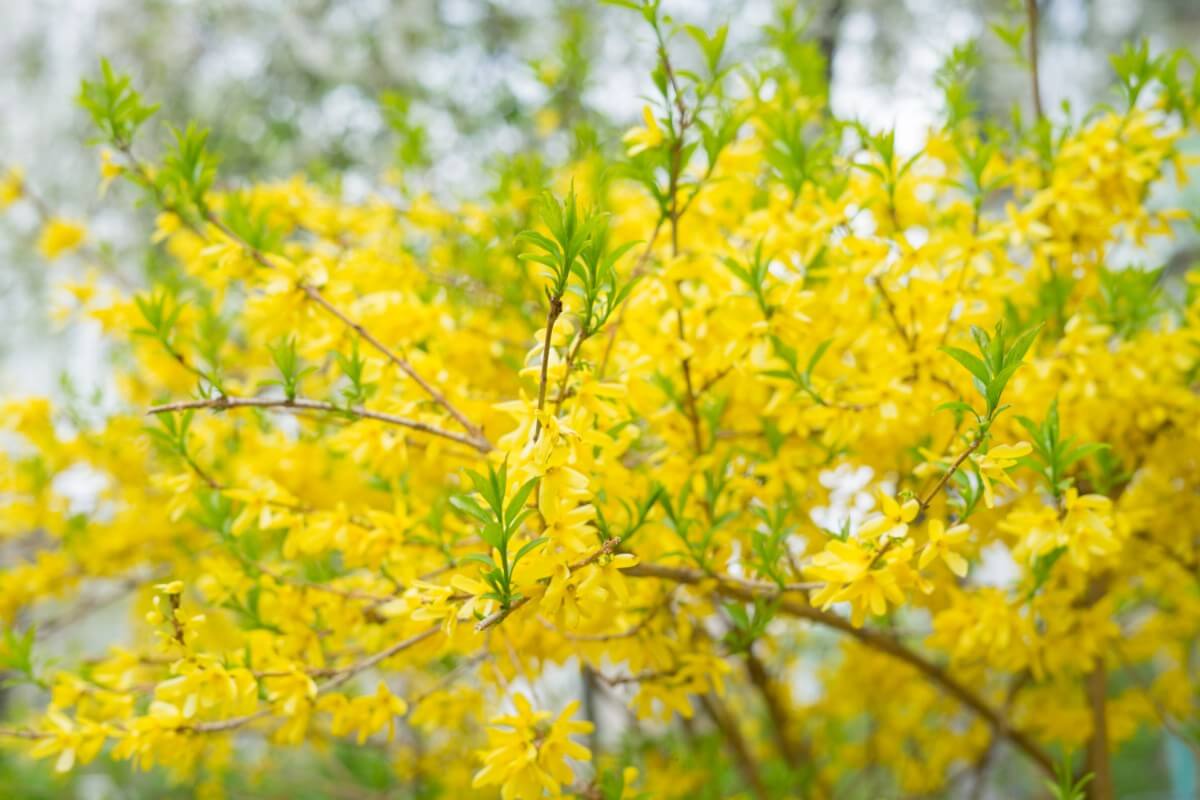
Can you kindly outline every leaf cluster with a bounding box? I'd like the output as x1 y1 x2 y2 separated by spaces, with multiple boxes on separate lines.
942 321 1041 423
450 462 543 608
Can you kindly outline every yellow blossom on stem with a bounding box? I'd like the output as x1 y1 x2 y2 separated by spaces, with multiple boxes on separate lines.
472 694 593 800
918 519 971 576
971 442 1032 507
37 217 87 260
622 105 664 156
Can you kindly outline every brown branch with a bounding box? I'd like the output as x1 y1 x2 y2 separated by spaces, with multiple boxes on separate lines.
147 394 487 453
319 626 440 691
0 727 49 740
187 625 441 734
873 275 915 350
33 570 165 638
744 647 804 769
698 693 769 800
1080 577 1113 799
551 589 675 642
1084 663 1113 800
675 309 705 454
297 283 491 451
625 561 1056 778
1025 0 1045 121
116 145 492 451
919 437 983 510
474 538 622 632
552 329 588 417
532 295 564 441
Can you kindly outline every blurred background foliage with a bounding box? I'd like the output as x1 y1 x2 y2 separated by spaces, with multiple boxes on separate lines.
2 1 1200 797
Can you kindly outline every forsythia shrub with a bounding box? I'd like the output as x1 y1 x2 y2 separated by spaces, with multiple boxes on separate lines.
2 4 1200 799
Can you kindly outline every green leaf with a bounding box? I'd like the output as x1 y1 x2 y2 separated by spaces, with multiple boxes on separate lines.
1004 323 1042 367
459 552 497 570
512 537 549 568
941 346 991 386
479 521 505 551
505 477 539 528
449 495 493 526
806 339 833 375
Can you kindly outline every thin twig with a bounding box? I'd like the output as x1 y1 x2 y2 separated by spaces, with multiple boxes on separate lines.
699 693 769 800
625 561 1056 778
296 282 492 451
532 295 564 442
116 146 492 452
147 394 487 452
474 538 622 632
1025 0 1045 121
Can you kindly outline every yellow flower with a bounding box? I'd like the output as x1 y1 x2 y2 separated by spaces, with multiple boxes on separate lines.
918 519 970 577
472 694 593 799
37 218 87 260
0 166 23 209
808 536 914 625
540 561 609 628
318 681 409 743
623 105 664 156
100 149 123 194
28 711 109 773
1061 489 1119 570
971 442 1032 508
857 494 920 541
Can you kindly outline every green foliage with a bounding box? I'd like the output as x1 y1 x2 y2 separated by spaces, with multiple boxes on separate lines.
380 90 429 169
1156 50 1200 120
451 462 542 608
223 192 284 253
683 23 730 79
1004 267 1076 339
133 290 224 394
571 219 640 338
160 123 218 217
263 337 316 402
1045 753 1093 800
936 41 982 126
854 127 922 193
723 241 774 318
334 339 377 407
598 765 651 800
1111 39 1160 111
132 290 183 348
1090 266 1163 338
722 598 777 654
990 19 1029 67
0 626 40 688
1088 448 1133 496
765 335 833 406
1016 399 1108 499
949 468 986 521
144 409 199 469
749 501 796 587
595 483 663 545
941 320 1041 422
1029 545 1067 598
762 107 839 202
953 134 1003 204
657 482 709 569
77 58 158 148
519 186 603 298
609 1 739 221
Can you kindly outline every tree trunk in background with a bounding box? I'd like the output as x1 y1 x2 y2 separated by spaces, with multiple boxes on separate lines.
818 0 847 92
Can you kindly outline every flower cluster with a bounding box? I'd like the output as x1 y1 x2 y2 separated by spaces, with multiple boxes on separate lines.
1 7 1199 799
